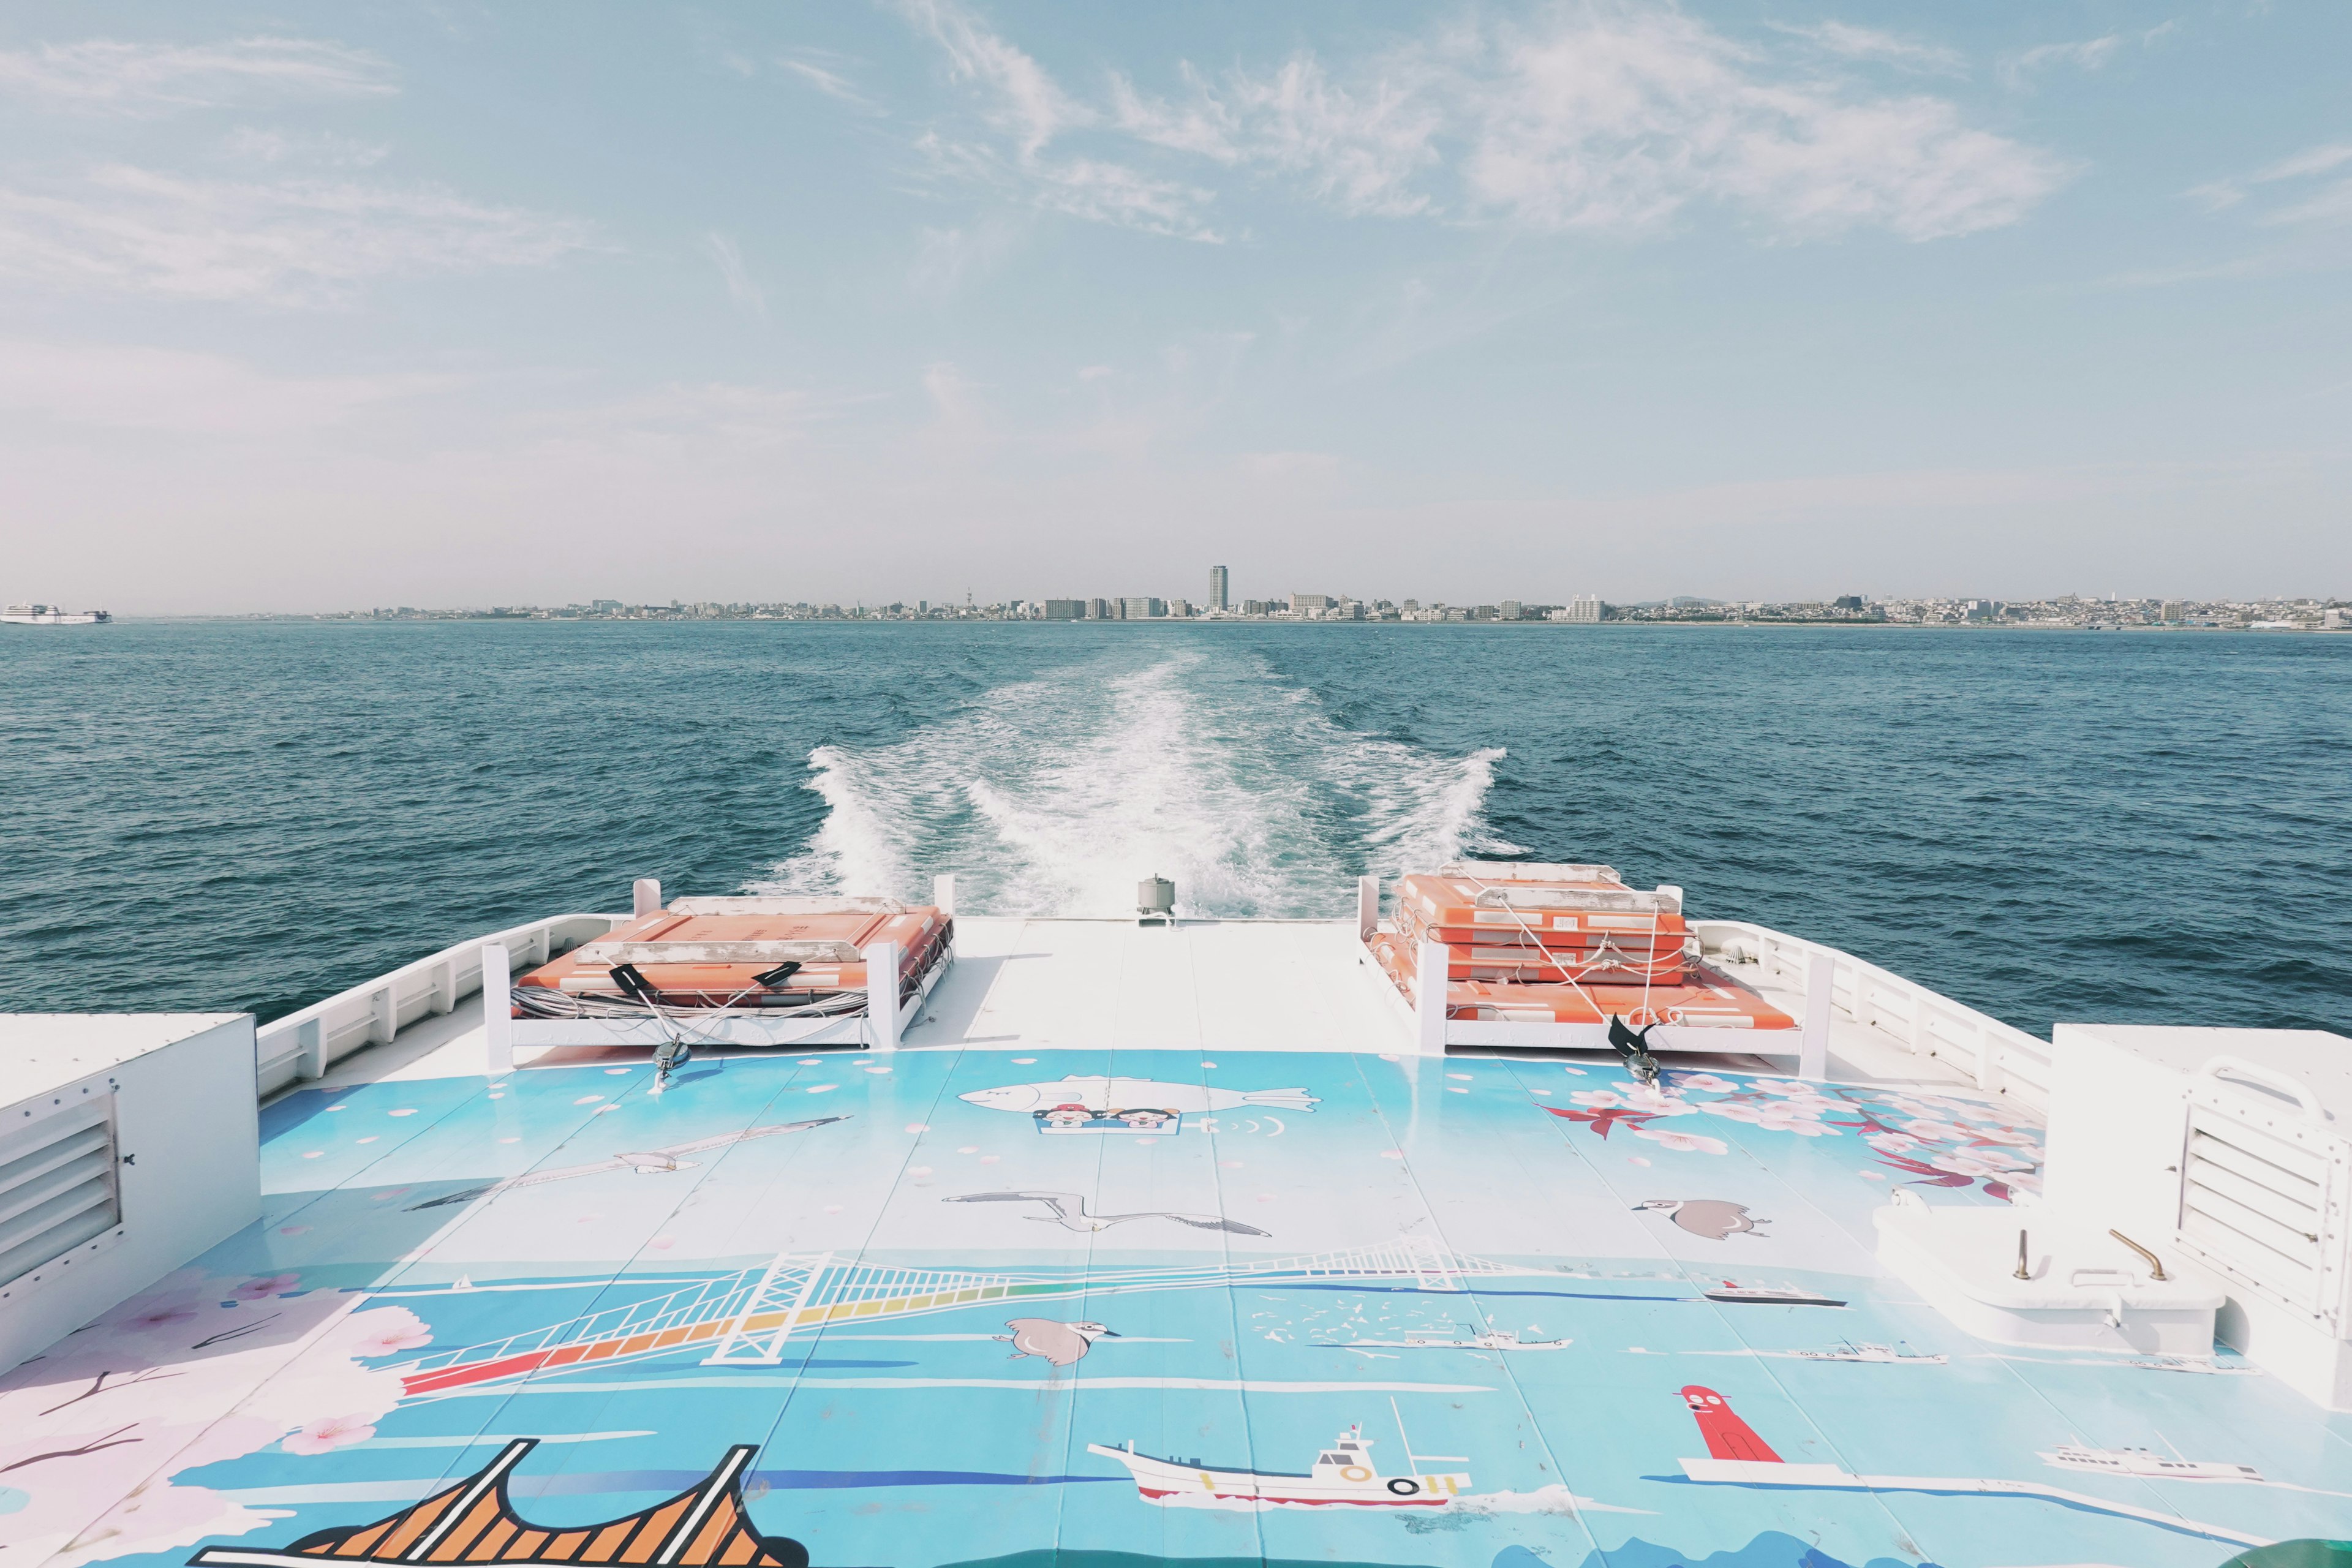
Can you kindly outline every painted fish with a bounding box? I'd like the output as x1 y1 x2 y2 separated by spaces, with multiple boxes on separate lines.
959 1076 1317 1115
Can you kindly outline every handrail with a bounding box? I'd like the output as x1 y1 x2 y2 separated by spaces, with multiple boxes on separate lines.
1689 918 2052 1109
254 911 628 1097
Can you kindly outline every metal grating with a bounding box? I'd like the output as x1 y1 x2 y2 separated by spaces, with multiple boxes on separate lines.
2176 1098 2342 1327
0 1097 122 1289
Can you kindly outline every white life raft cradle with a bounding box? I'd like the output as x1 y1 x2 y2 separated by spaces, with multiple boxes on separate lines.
494 890 955 1052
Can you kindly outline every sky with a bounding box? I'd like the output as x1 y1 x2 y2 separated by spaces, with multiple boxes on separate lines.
2 1 2348 613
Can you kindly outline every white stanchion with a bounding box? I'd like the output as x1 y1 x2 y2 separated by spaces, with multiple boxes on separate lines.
1800 951 1833 1082
1357 876 1379 941
1415 934 1449 1057
482 943 513 1075
864 940 902 1052
632 878 662 918
932 873 957 917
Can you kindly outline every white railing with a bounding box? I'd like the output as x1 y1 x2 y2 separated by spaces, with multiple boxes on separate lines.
253 912 627 1097
1692 919 2052 1110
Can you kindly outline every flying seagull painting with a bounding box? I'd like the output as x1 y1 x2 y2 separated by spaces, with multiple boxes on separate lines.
944 1190 1272 1236
408 1116 850 1209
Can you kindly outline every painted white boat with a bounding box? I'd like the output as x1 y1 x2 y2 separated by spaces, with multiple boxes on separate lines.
1088 1423 1470 1507
2038 1444 2264 1483
1787 1341 1947 1365
1317 1328 1569 1351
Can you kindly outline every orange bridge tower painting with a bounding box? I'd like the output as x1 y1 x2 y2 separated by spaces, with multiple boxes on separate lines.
188 1441 807 1568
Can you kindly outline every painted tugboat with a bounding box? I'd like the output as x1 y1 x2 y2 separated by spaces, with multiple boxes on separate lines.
1088 1415 1469 1508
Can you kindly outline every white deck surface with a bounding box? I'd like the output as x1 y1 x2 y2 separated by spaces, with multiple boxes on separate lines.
312 918 1988 1098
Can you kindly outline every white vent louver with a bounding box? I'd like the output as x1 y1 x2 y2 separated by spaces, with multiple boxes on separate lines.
2176 1074 2348 1333
0 1096 122 1290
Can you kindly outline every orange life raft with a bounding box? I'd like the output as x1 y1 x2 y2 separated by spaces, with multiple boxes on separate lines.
1367 930 1792 1029
515 897 951 1012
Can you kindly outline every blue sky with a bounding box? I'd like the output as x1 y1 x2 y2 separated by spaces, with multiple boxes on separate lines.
2 2 2347 611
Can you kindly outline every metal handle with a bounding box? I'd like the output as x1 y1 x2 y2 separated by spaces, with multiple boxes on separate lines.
2013 1229 2030 1280
2108 1229 2169 1282
2197 1055 2328 1123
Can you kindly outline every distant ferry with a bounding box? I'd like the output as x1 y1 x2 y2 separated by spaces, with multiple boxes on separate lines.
1088 1425 1469 1508
2 602 110 625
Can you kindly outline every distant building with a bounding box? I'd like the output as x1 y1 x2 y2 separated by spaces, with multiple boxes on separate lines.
1290 592 1332 612
1834 595 1864 611
1041 600 1084 621
1242 598 1273 615
2326 608 2349 630
1210 565 1229 611
1121 597 1166 619
2161 600 2187 622
590 599 622 613
1965 600 2002 621
1498 600 1521 621
1086 598 1110 620
1550 596 1603 624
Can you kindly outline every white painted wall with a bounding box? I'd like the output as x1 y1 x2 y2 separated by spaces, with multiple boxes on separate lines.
0 1014 261 1376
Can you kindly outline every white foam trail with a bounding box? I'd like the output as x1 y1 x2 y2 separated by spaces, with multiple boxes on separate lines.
748 645 1520 917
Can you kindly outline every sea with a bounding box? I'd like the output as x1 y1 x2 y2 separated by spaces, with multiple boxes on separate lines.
2 619 2345 1035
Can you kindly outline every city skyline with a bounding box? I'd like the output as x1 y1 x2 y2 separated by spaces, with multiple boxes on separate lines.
4 4 2350 612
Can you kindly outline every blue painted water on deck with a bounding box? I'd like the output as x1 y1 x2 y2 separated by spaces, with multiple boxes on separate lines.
1 620 2345 1034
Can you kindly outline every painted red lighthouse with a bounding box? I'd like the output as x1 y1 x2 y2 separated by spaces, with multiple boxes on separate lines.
1680 1385 1784 1463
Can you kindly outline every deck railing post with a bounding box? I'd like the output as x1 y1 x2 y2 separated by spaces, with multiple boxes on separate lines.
1799 950 1833 1081
865 940 901 1052
932 873 957 916
296 1017 325 1082
1357 876 1379 941
1415 934 1448 1057
483 943 513 1075
633 878 662 918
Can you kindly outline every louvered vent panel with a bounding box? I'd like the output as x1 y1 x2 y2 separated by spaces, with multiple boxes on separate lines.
2177 1106 2329 1316
0 1099 121 1289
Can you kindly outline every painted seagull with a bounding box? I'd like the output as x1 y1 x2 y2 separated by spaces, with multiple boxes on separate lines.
996 1318 1120 1367
1632 1197 1768 1241
944 1190 1272 1237
407 1117 850 1209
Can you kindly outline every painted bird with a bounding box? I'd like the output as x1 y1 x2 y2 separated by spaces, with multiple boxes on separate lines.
995 1318 1120 1367
1633 1198 1768 1241
944 1190 1271 1237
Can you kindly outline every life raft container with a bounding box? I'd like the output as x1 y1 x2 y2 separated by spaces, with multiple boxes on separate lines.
1395 873 1687 951
515 900 951 1011
1366 932 1792 1029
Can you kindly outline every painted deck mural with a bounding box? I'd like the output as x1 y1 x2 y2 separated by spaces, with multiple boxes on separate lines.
3 1050 2346 1568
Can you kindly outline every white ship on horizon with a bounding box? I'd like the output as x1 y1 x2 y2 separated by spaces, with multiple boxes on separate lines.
3 602 110 625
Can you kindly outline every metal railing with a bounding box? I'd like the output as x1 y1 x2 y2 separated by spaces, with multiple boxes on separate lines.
253 913 627 1096
1692 919 2052 1109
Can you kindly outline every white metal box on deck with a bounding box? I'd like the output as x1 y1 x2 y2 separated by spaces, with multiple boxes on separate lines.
0 1014 261 1376
2040 1022 2352 1409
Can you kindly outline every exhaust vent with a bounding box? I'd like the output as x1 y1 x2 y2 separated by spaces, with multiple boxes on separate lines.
0 1095 122 1291
2176 1090 2346 1330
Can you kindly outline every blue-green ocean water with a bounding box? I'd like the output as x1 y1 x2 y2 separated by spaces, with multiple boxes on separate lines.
2 621 2345 1035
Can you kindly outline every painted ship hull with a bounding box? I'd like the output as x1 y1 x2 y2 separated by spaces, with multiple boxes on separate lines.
1086 1443 1469 1508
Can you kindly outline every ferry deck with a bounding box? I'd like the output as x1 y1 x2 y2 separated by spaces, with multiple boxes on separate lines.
4 897 2348 1568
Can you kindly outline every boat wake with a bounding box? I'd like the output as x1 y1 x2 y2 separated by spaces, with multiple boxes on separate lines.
751 646 1515 916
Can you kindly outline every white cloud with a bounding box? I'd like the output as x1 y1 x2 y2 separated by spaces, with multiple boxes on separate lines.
911 218 1021 297
0 165 594 303
1777 21 1966 77
2177 140 2352 236
902 1 2061 245
0 337 448 434
0 36 394 113
2258 143 2352 183
218 126 390 167
781 57 885 113
1463 10 2064 240
702 231 767 320
2011 34 2123 77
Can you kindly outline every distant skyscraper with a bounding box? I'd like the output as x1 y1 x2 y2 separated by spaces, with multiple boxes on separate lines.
1210 565 1229 611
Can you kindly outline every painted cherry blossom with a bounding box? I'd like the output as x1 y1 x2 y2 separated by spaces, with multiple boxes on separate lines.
1701 1101 1773 1124
1668 1072 1738 1093
282 1413 377 1455
1925 1149 2015 1179
1631 1126 1729 1155
232 1273 300 1302
1866 1133 1921 1154
1758 1114 1838 1137
1749 1079 1812 1097
1569 1090 1624 1108
343 1310 432 1358
1901 1119 1964 1140
123 1299 203 1333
